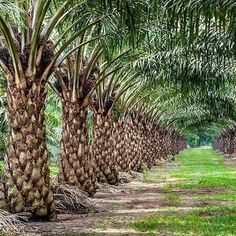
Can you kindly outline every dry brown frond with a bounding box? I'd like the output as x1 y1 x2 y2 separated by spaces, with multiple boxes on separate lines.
0 209 30 235
53 183 95 214
118 172 133 183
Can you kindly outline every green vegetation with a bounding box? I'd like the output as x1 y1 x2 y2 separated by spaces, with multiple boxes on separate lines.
133 206 236 236
143 171 153 183
193 192 236 202
133 149 236 235
165 149 236 191
0 161 4 175
49 166 59 177
187 128 214 148
164 194 181 202
1 0 236 232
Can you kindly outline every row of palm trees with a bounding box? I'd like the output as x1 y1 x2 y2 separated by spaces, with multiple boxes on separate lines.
0 1 187 220
1 0 235 222
213 130 236 158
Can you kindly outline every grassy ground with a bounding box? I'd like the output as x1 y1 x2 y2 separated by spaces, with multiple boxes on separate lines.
132 149 236 236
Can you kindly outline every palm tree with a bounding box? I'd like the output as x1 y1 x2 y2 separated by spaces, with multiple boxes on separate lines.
53 44 101 195
0 0 102 219
52 37 125 194
90 66 139 183
108 80 187 172
160 0 236 152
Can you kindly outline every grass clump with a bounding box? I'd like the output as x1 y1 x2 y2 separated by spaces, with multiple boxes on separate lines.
193 192 236 202
164 194 181 202
142 171 166 183
142 171 151 183
50 165 59 176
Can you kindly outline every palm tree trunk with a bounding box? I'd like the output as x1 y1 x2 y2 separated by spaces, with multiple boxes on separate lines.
112 118 133 172
92 114 118 184
58 103 97 195
137 125 148 171
128 119 139 171
165 132 172 159
4 84 54 220
158 130 167 161
120 118 133 172
152 126 161 165
111 120 123 171
146 125 155 168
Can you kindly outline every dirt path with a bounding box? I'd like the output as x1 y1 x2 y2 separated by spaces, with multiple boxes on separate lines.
24 151 235 236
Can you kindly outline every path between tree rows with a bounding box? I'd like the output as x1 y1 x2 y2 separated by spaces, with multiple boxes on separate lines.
24 149 236 235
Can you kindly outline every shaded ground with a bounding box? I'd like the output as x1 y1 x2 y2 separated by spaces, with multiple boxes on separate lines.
24 149 236 235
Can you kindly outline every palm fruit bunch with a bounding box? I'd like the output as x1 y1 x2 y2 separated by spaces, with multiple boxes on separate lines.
83 61 100 97
0 47 14 72
0 28 55 92
83 78 96 96
40 39 54 72
104 85 120 114
104 98 114 113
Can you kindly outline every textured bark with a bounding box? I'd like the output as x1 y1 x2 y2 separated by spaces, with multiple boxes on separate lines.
120 118 134 172
137 123 148 171
160 130 169 161
122 116 150 172
129 119 147 172
145 124 155 168
92 114 118 184
111 120 124 171
165 131 173 159
227 132 235 155
58 102 97 195
128 120 141 171
0 181 8 211
152 127 160 165
152 126 162 165
214 131 236 157
4 84 54 220
96 109 186 175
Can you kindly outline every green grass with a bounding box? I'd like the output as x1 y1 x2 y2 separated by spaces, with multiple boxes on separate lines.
0 160 4 176
133 206 236 236
164 149 236 190
132 149 236 235
142 171 151 183
142 167 170 184
50 165 59 176
164 194 181 202
193 192 236 202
